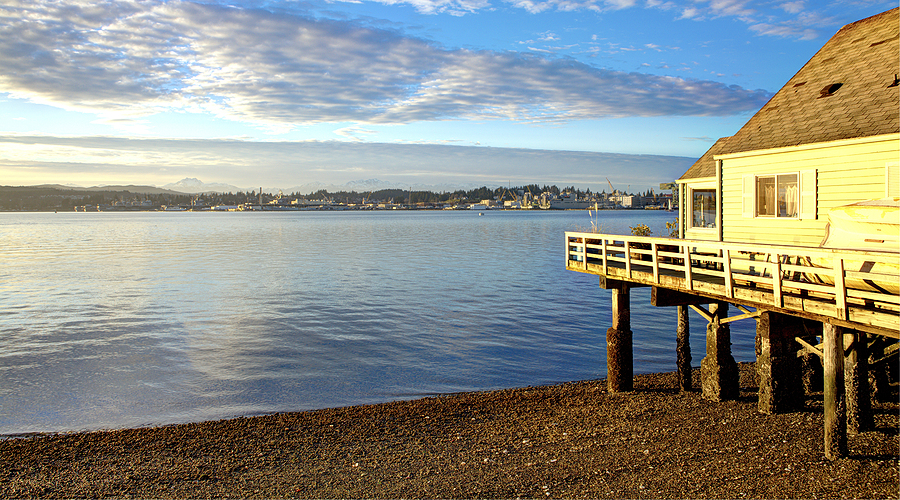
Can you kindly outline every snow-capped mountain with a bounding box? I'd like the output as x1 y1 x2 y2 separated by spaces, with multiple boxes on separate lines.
161 178 246 194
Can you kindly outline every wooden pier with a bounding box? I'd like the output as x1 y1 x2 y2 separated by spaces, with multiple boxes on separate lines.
565 231 899 459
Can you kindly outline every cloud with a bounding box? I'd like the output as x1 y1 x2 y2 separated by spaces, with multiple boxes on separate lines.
748 22 818 40
778 1 805 15
0 134 695 191
505 0 636 13
334 126 379 141
0 1 771 133
341 0 873 42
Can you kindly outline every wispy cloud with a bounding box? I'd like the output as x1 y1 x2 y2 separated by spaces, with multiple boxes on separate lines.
338 0 886 41
0 1 772 133
0 134 694 190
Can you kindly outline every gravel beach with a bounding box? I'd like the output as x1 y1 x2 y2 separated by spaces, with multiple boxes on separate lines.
1 363 897 499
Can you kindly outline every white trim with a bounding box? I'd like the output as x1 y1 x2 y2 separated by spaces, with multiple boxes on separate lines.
887 161 899 198
714 132 900 161
740 169 816 220
685 180 718 235
675 176 714 185
716 160 723 242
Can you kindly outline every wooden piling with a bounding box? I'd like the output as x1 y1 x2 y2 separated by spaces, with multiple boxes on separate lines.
756 311 804 414
844 331 872 435
676 305 692 392
799 322 823 394
700 302 739 401
606 285 633 393
823 322 847 460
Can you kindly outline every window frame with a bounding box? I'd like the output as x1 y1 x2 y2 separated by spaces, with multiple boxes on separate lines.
742 170 816 221
754 172 799 219
686 180 718 233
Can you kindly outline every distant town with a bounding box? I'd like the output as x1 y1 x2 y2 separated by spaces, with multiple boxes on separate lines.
0 183 676 212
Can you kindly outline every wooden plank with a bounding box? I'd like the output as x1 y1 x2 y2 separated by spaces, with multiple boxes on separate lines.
844 270 900 283
773 255 783 308
683 245 694 291
848 288 900 305
720 310 761 324
564 231 900 336
601 238 608 275
723 248 734 299
651 287 711 307
834 257 847 321
625 242 632 279
689 304 714 322
652 243 660 284
795 336 823 358
582 236 588 271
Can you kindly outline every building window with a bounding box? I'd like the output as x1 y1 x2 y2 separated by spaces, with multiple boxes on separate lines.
755 173 798 218
691 188 716 229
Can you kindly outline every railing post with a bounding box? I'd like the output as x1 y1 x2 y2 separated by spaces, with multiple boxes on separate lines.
651 242 659 283
625 239 632 278
581 236 588 270
683 244 693 291
834 256 847 320
773 254 783 308
723 248 733 299
601 238 608 275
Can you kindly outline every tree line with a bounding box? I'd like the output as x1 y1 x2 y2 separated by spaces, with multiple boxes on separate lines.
0 184 655 211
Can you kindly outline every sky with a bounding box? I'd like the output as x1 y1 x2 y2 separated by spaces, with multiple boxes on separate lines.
0 0 894 193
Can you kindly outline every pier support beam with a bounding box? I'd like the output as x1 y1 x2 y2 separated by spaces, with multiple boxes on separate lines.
799 323 823 395
676 305 692 392
869 338 892 404
756 311 804 414
823 322 847 460
700 302 739 401
606 284 633 393
844 330 872 435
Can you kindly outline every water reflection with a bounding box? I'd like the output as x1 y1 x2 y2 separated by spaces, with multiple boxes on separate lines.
0 210 756 435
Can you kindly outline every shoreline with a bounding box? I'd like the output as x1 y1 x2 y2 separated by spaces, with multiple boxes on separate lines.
1 364 897 499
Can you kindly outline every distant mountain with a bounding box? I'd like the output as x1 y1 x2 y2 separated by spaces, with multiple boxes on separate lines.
160 178 246 194
282 179 481 195
33 184 185 195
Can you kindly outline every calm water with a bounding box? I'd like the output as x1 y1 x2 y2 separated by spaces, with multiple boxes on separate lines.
0 210 756 435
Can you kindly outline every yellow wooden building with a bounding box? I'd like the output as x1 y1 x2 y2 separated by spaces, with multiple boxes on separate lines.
678 7 898 247
565 8 898 460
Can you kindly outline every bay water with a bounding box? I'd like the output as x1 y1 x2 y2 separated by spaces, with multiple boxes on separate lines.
0 210 757 435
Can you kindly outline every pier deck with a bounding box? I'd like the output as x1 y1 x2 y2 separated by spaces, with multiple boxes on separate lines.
565 232 899 337
565 231 899 459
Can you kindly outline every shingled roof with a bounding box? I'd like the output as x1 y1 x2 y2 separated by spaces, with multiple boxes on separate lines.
681 7 899 180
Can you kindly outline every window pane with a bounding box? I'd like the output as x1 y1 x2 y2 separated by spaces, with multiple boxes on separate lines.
692 189 716 228
778 174 798 217
756 176 775 216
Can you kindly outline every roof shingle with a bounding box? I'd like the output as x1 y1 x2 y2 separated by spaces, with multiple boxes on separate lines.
681 8 899 180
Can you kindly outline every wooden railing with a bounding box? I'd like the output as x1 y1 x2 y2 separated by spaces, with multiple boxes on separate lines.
565 232 900 336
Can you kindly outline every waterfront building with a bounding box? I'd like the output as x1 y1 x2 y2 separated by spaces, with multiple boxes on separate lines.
565 8 898 460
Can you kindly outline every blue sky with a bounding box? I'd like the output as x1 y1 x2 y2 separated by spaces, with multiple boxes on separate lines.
0 0 894 192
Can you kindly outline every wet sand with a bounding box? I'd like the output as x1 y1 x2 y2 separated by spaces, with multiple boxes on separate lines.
1 363 897 499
